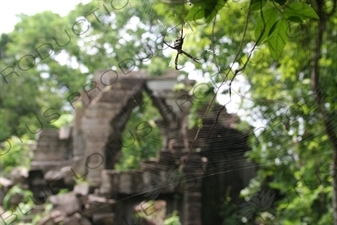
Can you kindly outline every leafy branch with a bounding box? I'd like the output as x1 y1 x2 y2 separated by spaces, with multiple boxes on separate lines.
182 0 319 166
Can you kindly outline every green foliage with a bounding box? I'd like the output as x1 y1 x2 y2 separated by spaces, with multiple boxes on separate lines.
0 137 33 174
220 188 240 225
163 0 333 224
274 0 286 6
185 0 227 24
147 57 169 76
252 2 319 59
31 202 53 225
3 185 34 210
172 83 186 92
0 11 77 141
267 19 288 60
3 186 57 224
0 1 168 141
188 82 214 129
238 2 336 223
254 7 278 45
164 0 318 61
52 113 73 128
116 92 162 171
164 210 182 225
283 2 320 21
251 0 267 11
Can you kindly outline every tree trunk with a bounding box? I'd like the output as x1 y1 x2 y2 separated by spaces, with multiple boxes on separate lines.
311 1 337 224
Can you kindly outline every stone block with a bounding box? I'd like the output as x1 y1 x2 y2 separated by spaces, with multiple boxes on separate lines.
59 126 72 140
85 105 119 118
49 192 81 216
118 171 144 194
62 213 81 225
69 156 87 179
50 209 66 223
118 172 132 194
81 118 111 130
85 194 115 215
94 70 118 88
158 150 174 164
0 177 13 187
82 130 111 143
116 78 144 90
37 216 54 225
35 129 59 142
74 183 90 197
92 213 115 225
142 171 152 189
100 90 134 103
141 161 170 173
9 167 28 185
30 160 70 172
86 164 105 187
100 170 115 195
81 217 93 225
146 79 177 92
33 149 66 161
44 167 75 192
88 101 116 110
186 192 202 202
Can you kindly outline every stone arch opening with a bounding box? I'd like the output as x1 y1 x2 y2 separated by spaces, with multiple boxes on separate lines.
114 91 163 171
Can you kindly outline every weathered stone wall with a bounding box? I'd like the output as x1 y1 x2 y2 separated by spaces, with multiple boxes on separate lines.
31 128 72 171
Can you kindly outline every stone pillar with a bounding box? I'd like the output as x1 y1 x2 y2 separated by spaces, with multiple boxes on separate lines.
181 154 204 225
82 77 144 186
81 115 113 187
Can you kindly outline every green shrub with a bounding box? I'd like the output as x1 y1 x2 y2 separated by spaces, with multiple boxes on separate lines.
0 137 33 175
164 210 181 225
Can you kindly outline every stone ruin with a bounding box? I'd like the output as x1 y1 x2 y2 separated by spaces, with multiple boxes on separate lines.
1 69 257 225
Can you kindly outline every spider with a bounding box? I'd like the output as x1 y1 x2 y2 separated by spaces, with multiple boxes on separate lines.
163 24 200 70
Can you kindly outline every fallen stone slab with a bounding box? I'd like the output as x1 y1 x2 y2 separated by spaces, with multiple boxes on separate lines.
73 183 90 197
9 167 28 186
62 214 80 225
50 209 66 223
83 194 115 216
49 192 81 216
37 216 54 225
44 167 76 193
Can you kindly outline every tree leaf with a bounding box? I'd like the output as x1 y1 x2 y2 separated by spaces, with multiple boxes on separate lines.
274 0 286 6
267 19 288 60
251 0 267 11
255 7 279 45
287 16 303 23
185 0 227 23
185 3 207 21
283 2 320 20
